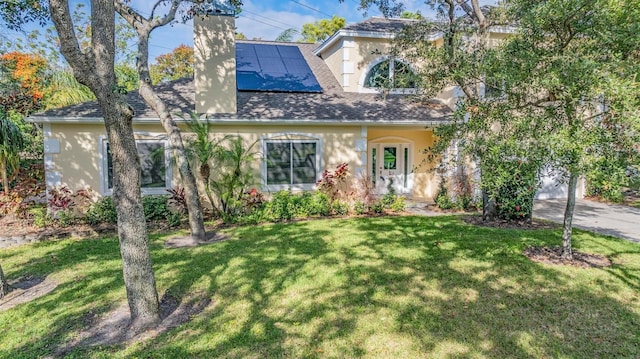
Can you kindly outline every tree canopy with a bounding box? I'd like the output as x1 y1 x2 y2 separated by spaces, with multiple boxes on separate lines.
395 0 640 259
150 44 194 84
300 16 346 43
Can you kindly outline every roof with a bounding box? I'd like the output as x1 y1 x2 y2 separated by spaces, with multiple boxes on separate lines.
30 41 452 126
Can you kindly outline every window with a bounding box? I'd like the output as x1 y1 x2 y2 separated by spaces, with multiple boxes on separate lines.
364 59 416 89
264 139 320 189
101 138 171 195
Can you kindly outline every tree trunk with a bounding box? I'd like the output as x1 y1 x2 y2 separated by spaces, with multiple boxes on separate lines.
482 190 496 220
0 156 7 194
138 81 206 242
115 5 206 242
50 0 160 331
0 263 11 299
561 172 579 260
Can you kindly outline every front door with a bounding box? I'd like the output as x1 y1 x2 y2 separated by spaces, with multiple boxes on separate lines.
371 143 411 194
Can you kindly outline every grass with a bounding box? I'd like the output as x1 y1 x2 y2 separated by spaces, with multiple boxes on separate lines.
1 215 639 358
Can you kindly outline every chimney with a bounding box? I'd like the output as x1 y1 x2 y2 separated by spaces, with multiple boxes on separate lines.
193 1 237 114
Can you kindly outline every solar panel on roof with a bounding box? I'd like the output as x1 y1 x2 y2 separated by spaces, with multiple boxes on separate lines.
235 43 323 93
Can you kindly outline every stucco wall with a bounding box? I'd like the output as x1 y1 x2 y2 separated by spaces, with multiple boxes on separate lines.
45 122 438 199
45 123 364 196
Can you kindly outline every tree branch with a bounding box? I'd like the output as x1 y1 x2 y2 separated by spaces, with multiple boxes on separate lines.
48 0 93 86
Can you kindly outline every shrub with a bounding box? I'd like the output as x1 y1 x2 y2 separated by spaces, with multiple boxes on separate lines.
56 209 75 227
85 197 117 225
390 195 406 213
266 190 297 222
142 195 171 221
586 163 625 203
435 177 454 210
307 192 331 216
371 200 384 214
167 187 188 214
451 165 474 210
355 173 375 213
209 136 258 219
48 186 74 211
29 206 51 228
331 200 350 216
353 200 366 215
381 192 396 207
317 163 349 203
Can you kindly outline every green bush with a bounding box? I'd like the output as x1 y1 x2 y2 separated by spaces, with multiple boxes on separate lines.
455 194 473 211
390 195 406 213
353 200 366 215
494 168 537 221
381 192 396 207
435 177 454 210
586 161 626 203
371 201 384 214
85 197 117 225
56 209 75 227
331 200 350 216
29 206 51 228
308 192 331 216
266 191 297 222
142 195 170 221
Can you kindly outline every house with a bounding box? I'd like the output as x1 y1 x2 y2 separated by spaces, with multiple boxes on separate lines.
28 5 579 201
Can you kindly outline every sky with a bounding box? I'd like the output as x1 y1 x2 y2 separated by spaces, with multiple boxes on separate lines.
1 0 494 63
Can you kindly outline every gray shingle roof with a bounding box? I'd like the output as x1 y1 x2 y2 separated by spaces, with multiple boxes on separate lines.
31 41 451 124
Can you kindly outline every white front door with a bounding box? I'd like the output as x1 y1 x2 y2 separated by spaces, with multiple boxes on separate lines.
370 143 412 194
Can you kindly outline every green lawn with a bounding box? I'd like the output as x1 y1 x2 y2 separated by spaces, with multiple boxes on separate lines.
1 216 639 358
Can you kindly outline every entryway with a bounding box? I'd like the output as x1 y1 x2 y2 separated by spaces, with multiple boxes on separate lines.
369 140 413 195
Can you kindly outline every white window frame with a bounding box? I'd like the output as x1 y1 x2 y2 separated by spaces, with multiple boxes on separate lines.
98 135 173 196
358 56 418 94
261 133 322 192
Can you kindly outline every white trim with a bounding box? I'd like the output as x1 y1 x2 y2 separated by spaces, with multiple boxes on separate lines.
44 139 60 154
261 133 323 192
29 116 452 126
313 21 515 56
42 123 52 137
98 135 173 196
44 154 55 171
314 26 439 55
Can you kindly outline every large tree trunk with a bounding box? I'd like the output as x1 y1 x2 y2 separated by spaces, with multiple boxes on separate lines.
103 100 160 330
0 263 11 299
561 172 579 260
115 3 206 242
50 0 160 331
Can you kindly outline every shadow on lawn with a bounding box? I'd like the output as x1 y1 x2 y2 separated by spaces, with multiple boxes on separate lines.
0 216 639 358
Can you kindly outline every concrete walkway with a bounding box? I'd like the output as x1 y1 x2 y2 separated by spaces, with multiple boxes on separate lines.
533 199 640 243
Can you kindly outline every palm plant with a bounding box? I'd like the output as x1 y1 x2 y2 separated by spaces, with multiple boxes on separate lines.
184 112 231 216
44 70 95 109
209 136 258 219
0 113 25 193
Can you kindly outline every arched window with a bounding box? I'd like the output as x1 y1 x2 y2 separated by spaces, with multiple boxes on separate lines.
364 59 416 89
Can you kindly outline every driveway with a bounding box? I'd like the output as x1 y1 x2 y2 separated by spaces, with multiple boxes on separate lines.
533 199 640 243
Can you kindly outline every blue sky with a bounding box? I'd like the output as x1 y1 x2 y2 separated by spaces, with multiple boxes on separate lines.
1 0 495 63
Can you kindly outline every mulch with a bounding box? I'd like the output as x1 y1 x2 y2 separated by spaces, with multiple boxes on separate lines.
523 246 612 268
462 215 560 230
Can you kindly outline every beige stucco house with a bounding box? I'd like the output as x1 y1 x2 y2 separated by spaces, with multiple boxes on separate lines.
31 9 570 201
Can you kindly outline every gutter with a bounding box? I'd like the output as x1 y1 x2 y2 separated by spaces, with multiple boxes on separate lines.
27 116 453 127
